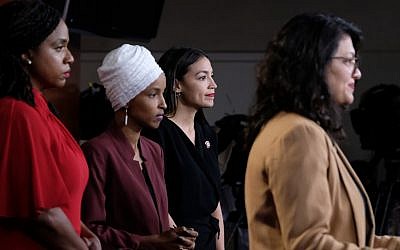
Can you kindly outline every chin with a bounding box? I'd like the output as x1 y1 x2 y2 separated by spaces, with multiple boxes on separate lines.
346 97 354 105
203 102 215 108
56 80 67 88
341 94 354 105
149 122 161 129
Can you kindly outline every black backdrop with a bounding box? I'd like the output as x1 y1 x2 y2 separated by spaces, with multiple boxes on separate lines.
44 0 165 40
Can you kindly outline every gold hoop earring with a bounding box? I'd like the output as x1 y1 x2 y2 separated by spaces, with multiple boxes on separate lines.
124 106 128 126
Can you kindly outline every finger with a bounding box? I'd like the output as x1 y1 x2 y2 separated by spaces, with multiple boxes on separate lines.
187 242 196 250
185 236 197 242
186 229 198 237
176 227 198 237
81 236 91 247
178 236 197 246
177 245 193 250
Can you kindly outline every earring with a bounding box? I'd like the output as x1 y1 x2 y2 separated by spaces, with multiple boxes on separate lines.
175 91 182 98
26 59 32 65
124 106 128 126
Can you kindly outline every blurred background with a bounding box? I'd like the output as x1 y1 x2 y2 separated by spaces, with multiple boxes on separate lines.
2 0 399 246
27 0 398 164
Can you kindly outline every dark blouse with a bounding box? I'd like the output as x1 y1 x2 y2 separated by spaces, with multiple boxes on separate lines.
81 126 169 249
144 114 221 250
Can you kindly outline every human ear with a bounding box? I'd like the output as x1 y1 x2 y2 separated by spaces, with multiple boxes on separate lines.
21 53 32 65
174 79 183 94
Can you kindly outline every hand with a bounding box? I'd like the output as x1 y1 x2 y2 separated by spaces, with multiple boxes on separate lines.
82 235 101 250
173 226 198 247
139 227 198 250
80 221 101 250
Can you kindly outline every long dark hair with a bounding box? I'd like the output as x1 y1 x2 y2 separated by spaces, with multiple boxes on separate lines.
0 0 61 106
248 13 363 144
157 47 210 119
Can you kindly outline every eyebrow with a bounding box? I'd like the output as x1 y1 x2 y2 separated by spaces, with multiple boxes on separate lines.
53 38 69 45
147 86 164 91
333 52 356 58
195 70 212 75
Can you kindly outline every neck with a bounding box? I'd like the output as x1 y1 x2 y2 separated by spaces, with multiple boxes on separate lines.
169 109 197 144
114 111 141 145
121 125 140 146
31 78 45 91
120 125 143 165
172 103 197 124
170 111 195 129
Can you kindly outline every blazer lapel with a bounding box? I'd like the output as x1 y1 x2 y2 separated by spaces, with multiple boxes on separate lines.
334 143 375 246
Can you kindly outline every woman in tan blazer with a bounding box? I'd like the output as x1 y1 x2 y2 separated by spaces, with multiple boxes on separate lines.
245 13 400 250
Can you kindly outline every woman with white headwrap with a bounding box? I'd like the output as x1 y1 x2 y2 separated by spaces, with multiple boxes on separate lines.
81 44 198 250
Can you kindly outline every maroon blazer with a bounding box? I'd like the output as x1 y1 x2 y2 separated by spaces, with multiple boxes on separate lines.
81 126 169 249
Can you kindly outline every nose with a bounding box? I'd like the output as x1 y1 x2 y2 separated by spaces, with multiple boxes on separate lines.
159 95 167 110
65 48 74 65
353 67 361 80
209 78 217 89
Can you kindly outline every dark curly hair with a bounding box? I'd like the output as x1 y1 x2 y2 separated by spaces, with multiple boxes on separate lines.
248 12 363 144
0 0 61 106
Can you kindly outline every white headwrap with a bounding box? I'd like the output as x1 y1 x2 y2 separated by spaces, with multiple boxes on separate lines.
97 44 163 111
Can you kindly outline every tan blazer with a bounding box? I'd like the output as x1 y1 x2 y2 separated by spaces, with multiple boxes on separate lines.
245 112 400 250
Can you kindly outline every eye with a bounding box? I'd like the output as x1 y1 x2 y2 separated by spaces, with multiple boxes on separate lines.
55 46 64 52
344 58 354 65
199 75 207 81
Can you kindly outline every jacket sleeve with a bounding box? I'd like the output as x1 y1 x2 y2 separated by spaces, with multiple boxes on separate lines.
373 235 400 249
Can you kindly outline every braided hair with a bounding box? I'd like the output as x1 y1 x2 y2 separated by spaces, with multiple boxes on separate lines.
0 0 61 106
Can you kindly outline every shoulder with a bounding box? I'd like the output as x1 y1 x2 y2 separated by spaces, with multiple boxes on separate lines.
193 114 216 135
141 135 162 152
140 135 164 165
0 97 38 118
145 118 173 136
250 112 332 172
149 118 178 142
141 119 171 146
265 112 326 139
0 97 49 133
254 112 331 155
81 129 116 155
158 117 175 131
274 112 320 127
